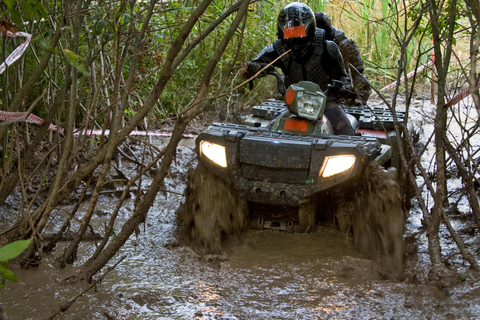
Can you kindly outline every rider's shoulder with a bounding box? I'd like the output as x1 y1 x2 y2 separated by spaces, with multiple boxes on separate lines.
315 27 326 40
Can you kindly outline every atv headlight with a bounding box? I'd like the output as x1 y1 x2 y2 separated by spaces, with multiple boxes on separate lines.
297 91 325 120
320 155 356 178
285 81 327 121
200 140 227 168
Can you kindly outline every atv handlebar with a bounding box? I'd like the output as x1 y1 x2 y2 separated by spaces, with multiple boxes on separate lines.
246 62 356 100
266 70 356 101
327 80 358 100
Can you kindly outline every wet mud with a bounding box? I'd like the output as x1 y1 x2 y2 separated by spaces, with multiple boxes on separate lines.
2 216 479 319
180 161 404 277
1 133 480 319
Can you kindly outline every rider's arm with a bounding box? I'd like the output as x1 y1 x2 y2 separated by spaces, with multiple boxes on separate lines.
251 44 279 64
244 44 282 79
322 40 351 88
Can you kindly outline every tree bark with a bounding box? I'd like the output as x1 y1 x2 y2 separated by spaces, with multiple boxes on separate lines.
427 0 458 278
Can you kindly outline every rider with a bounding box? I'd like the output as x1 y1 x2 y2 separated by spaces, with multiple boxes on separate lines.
245 2 356 136
315 12 370 101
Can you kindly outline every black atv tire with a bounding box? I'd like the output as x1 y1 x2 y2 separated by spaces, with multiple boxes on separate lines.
299 201 316 233
179 162 247 254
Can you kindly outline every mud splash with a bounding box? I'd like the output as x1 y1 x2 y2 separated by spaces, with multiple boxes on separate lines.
179 162 405 275
348 166 405 276
178 162 247 254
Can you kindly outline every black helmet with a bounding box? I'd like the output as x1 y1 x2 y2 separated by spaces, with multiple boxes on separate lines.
277 2 316 59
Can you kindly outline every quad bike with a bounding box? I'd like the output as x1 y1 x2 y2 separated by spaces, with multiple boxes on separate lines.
179 70 405 272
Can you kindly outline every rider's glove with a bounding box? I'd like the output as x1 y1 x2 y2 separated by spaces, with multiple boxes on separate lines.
243 62 273 79
340 76 353 91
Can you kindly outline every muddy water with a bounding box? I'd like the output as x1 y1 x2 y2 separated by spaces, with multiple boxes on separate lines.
180 161 404 276
1 135 480 319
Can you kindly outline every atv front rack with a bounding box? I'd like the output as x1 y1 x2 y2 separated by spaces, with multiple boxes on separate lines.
247 99 405 132
342 105 405 131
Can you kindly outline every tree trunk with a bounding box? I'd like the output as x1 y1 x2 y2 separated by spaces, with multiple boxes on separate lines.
427 0 457 278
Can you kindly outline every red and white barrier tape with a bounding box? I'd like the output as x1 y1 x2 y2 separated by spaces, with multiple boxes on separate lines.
0 110 197 138
445 76 480 108
358 129 387 138
0 110 28 122
0 110 64 134
382 60 434 93
370 59 435 98
0 31 32 75
74 129 197 138
370 59 479 109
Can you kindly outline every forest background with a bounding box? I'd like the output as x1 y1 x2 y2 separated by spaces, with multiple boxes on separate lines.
0 0 479 290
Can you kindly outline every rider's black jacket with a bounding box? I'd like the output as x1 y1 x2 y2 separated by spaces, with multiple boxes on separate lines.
252 28 350 91
250 28 355 136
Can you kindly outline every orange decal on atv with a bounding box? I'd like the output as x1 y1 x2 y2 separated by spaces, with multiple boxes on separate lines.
285 88 296 105
284 119 308 132
283 26 306 39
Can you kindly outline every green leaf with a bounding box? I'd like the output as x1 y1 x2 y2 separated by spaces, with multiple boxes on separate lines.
20 0 48 20
0 265 18 283
7 7 22 26
96 21 106 35
63 49 89 76
0 240 31 261
4 0 15 9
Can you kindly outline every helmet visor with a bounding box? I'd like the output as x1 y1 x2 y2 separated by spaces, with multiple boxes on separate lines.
283 26 306 39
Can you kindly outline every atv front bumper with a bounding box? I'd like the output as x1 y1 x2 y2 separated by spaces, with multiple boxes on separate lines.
196 123 386 207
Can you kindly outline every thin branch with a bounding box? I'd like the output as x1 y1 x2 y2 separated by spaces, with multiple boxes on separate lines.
47 255 127 319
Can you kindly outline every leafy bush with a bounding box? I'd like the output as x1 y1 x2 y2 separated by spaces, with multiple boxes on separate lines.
0 240 30 289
